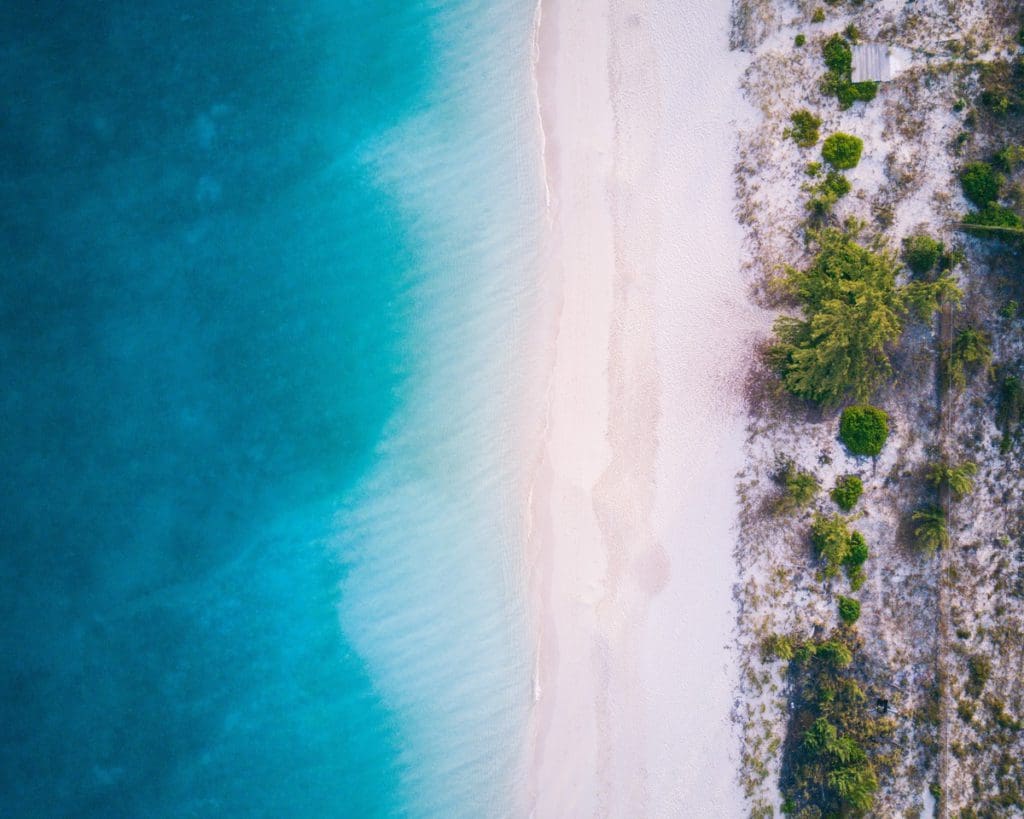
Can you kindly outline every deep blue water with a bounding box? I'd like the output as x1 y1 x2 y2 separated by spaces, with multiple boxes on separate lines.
1 1 539 816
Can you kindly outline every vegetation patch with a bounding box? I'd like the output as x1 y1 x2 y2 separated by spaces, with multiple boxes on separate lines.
901 233 944 277
820 34 878 109
831 474 863 511
960 161 1003 208
822 133 863 170
811 513 868 584
785 109 821 148
839 405 889 457
837 595 861 625
778 631 889 815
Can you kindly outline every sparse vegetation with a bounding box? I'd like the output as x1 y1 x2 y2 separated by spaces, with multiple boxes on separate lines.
776 460 820 513
785 109 821 148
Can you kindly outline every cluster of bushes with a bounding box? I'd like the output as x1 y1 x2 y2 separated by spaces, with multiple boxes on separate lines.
821 33 878 109
778 629 887 815
960 159 1023 232
770 228 957 405
800 133 862 219
978 56 1024 117
786 109 821 148
810 512 869 589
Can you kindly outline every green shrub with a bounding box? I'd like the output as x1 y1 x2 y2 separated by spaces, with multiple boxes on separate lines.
786 109 822 148
821 34 878 108
902 234 944 276
763 633 795 661
966 654 991 697
837 80 878 107
845 531 868 590
843 23 861 44
822 34 851 73
816 639 853 668
994 144 1024 172
831 474 863 510
960 161 1002 207
838 595 861 624
962 202 1022 230
811 513 867 579
777 460 820 513
795 33 806 47
805 170 852 217
839 405 889 456
811 7 825 23
822 133 863 169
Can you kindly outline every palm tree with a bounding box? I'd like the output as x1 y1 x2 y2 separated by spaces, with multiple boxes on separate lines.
913 506 949 553
947 328 992 390
926 459 978 499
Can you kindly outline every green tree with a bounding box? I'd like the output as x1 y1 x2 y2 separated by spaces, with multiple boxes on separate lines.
926 459 978 499
947 327 992 390
913 506 949 553
771 230 908 404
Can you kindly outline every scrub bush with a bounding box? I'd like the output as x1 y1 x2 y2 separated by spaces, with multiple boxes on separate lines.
839 405 889 456
902 233 944 276
831 474 863 510
786 109 822 147
838 595 861 624
822 133 863 169
960 161 1002 207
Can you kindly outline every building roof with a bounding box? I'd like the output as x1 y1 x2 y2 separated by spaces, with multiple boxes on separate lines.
851 44 894 82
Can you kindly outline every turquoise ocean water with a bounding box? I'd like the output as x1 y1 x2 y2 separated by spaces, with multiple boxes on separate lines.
1 1 540 815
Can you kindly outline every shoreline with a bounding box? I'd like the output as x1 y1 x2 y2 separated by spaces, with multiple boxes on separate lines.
523 0 766 812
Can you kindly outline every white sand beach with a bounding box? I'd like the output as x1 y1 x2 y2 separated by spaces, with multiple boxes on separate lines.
524 0 767 814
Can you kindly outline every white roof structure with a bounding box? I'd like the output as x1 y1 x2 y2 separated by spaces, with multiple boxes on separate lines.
851 44 907 82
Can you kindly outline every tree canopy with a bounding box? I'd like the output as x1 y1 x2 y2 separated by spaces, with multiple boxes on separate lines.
771 229 957 405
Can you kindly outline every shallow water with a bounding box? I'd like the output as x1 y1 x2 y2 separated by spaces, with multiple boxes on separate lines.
0 1 540 815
